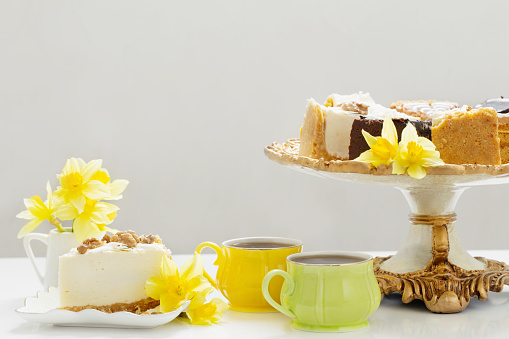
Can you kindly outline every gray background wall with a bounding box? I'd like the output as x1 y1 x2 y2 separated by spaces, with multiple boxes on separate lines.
2 0 508 257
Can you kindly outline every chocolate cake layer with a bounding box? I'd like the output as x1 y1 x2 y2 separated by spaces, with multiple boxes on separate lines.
349 118 432 160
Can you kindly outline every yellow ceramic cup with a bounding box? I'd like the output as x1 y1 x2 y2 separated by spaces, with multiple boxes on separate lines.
195 237 302 312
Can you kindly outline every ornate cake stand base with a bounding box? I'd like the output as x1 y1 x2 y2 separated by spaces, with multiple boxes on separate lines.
375 256 509 313
374 215 509 313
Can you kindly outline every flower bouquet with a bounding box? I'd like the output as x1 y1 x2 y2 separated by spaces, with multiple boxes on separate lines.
17 158 128 242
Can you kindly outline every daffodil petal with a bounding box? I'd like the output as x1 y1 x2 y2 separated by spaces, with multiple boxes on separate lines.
46 181 52 206
400 123 418 145
81 159 103 182
180 253 204 281
188 290 208 310
187 276 212 295
76 158 86 169
211 298 229 313
73 215 100 242
355 150 391 168
16 210 36 220
145 276 166 300
82 180 111 200
17 219 43 238
361 130 378 148
90 212 111 225
55 204 79 220
24 196 45 215
392 160 408 175
160 292 183 313
420 151 445 167
63 158 80 176
407 165 427 179
161 256 178 279
70 195 87 214
107 179 129 197
381 118 398 146
94 202 119 213
417 137 438 151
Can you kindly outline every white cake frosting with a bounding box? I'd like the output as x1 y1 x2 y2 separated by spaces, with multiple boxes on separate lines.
325 92 375 107
59 240 170 309
432 105 471 126
367 104 419 120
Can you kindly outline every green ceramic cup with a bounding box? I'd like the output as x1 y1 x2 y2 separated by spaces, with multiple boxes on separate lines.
262 251 381 332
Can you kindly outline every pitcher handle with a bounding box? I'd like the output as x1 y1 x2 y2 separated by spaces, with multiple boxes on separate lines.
195 242 223 289
23 233 49 285
262 269 296 318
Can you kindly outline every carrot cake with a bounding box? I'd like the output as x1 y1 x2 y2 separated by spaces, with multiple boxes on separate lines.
431 106 500 165
58 230 170 313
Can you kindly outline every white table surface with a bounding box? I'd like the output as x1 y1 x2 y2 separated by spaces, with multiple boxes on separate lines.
5 251 509 339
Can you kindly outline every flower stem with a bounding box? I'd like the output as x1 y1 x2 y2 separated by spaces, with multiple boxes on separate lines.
49 218 66 233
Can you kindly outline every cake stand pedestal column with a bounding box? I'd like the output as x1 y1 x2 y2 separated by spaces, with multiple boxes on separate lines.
374 185 509 313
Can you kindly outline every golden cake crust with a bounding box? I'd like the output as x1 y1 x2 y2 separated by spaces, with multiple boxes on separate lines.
60 297 160 314
299 101 337 161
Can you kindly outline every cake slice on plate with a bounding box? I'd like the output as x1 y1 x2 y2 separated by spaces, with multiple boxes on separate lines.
58 230 170 313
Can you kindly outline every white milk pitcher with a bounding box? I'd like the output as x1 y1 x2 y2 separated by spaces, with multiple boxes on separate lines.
23 229 80 290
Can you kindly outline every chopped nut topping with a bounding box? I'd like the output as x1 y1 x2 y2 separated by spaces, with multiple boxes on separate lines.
84 238 104 249
140 234 161 244
125 230 140 243
77 245 88 254
116 231 138 248
76 230 163 254
77 237 106 254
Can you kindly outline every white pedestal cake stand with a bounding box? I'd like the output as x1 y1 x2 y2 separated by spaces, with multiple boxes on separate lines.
265 139 509 314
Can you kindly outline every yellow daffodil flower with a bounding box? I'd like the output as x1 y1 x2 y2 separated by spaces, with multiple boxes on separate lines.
16 182 63 238
145 253 212 313
186 288 229 325
56 198 119 242
54 158 111 214
90 169 129 201
392 123 445 179
355 118 399 167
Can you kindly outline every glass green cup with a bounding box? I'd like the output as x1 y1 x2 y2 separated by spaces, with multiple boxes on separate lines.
262 251 381 332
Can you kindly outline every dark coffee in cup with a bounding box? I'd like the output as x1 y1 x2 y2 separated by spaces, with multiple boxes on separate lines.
229 242 295 249
292 254 365 265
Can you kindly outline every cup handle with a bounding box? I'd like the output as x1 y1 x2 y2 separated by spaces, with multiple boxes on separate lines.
262 269 296 318
23 233 49 285
195 241 223 289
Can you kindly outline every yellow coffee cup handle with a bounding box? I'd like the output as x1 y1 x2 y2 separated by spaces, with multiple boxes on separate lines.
195 241 223 289
262 269 296 318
